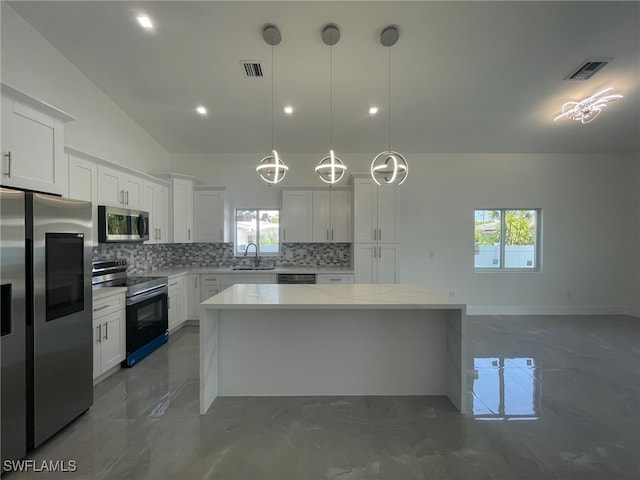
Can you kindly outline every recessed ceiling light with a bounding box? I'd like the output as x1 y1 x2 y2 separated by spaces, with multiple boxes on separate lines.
196 106 208 116
369 106 379 115
283 105 294 115
137 15 153 30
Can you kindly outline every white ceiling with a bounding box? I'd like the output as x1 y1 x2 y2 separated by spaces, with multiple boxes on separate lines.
7 1 640 155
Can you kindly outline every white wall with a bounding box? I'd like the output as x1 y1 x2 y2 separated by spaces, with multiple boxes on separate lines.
1 4 170 173
171 151 638 314
636 155 640 315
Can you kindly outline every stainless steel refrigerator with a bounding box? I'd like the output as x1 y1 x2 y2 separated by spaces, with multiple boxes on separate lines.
1 188 93 466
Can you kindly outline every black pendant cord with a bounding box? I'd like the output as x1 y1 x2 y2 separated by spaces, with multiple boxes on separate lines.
271 42 275 152
330 43 333 150
388 44 392 152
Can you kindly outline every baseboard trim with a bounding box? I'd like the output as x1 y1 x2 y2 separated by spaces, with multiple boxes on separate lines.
466 305 635 316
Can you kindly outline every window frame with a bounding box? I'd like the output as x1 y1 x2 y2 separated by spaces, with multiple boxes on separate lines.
474 208 542 272
234 208 281 257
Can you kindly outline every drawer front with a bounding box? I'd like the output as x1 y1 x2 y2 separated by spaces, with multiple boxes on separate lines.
220 274 276 285
92 292 124 318
168 276 184 292
316 274 354 284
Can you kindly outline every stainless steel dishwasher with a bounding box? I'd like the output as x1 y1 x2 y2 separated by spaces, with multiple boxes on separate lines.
277 274 317 284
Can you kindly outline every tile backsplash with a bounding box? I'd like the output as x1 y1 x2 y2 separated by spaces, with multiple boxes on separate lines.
92 242 351 273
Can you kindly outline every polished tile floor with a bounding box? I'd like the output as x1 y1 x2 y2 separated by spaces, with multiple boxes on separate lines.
8 315 640 480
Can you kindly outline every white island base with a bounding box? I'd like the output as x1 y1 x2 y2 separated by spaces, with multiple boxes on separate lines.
200 284 466 415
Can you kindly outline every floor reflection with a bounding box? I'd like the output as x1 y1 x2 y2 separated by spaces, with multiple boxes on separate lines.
472 357 539 421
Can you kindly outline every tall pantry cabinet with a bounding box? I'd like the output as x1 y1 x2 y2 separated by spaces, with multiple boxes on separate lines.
352 174 399 284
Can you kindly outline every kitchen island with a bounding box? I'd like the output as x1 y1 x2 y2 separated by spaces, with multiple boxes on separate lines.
199 284 467 414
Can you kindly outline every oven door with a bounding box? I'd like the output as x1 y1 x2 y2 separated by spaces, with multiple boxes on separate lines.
125 288 168 360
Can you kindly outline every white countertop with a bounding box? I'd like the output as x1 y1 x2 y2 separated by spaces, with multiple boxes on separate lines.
92 286 127 300
201 284 465 310
140 266 354 278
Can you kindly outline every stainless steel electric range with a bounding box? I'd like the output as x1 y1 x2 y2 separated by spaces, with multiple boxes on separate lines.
92 259 168 367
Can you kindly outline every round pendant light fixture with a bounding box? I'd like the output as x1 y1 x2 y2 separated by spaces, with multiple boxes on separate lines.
316 24 346 185
370 26 408 186
257 24 288 185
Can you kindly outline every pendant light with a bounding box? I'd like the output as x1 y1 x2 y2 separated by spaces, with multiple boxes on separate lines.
315 24 346 184
370 26 408 186
257 24 288 184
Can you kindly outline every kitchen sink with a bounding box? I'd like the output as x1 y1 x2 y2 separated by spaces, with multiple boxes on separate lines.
231 267 276 271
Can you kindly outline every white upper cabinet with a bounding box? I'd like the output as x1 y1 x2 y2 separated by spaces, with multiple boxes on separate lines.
172 178 194 243
1 86 74 196
144 180 169 244
281 190 313 243
194 187 227 243
312 189 352 243
97 165 143 209
68 152 98 245
353 176 398 244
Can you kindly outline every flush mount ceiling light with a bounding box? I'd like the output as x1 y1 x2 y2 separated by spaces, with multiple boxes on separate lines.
369 106 379 115
196 105 208 116
136 14 153 30
283 105 294 115
256 24 288 185
370 26 408 186
553 87 623 124
316 24 347 185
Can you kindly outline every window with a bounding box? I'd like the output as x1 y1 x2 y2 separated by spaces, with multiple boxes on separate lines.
235 209 280 256
474 209 540 270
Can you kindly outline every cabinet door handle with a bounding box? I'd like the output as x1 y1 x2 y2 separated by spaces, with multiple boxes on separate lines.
331 229 334 241
220 228 223 241
373 247 377 259
3 152 11 177
188 228 191 240
103 322 108 340
379 247 382 258
93 304 111 312
125 191 129 205
373 228 377 241
328 278 341 282
158 228 161 240
169 281 178 286
195 277 198 288
283 229 286 241
97 324 102 343
379 229 382 241
326 229 329 240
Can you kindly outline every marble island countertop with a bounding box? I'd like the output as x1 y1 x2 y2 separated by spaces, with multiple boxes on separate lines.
139 266 354 278
201 283 465 310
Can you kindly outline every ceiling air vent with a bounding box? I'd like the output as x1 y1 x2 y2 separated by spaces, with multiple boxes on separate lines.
241 61 264 78
564 59 612 80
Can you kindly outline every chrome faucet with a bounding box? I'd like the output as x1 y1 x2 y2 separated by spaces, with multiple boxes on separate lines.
243 242 260 268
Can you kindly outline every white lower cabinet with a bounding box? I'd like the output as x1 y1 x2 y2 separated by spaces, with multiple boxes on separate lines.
168 275 187 332
186 274 200 320
354 244 399 284
200 275 221 302
92 291 125 381
220 274 276 291
316 273 354 284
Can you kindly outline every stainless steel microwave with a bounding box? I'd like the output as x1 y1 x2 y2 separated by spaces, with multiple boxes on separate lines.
97 205 149 243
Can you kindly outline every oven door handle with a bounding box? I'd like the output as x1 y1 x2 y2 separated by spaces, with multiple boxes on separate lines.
126 285 168 306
